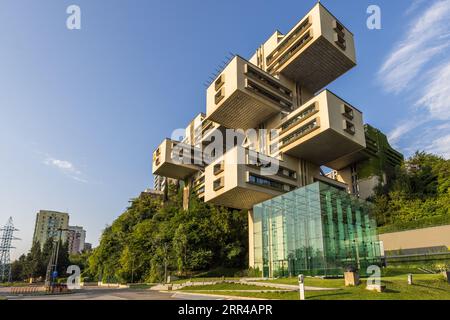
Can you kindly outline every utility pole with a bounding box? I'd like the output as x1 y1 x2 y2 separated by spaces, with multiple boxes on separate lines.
0 217 20 283
44 228 69 288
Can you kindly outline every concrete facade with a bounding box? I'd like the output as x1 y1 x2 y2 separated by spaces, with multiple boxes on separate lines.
32 210 69 248
67 226 86 254
151 3 402 268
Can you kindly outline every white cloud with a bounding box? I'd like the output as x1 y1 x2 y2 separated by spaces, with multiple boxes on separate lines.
388 117 427 144
425 133 450 158
379 0 450 159
398 122 450 157
405 0 426 16
416 59 450 120
44 156 87 183
378 0 450 94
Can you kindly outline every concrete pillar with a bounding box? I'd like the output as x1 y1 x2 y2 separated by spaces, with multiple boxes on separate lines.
248 209 255 268
182 186 190 211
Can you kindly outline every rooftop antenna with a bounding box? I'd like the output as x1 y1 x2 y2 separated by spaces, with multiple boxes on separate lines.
203 52 236 88
0 217 20 283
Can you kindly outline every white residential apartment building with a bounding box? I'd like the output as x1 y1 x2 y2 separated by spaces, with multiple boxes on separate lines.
67 226 86 254
32 210 69 249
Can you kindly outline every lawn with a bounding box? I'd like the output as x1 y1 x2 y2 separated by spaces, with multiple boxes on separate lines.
128 284 155 290
182 274 450 300
172 277 241 284
0 282 32 287
179 283 283 291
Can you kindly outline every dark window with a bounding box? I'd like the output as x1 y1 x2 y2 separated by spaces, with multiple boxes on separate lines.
213 178 224 191
248 174 284 191
214 162 224 175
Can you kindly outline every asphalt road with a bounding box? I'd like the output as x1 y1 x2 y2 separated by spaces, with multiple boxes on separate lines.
4 287 237 300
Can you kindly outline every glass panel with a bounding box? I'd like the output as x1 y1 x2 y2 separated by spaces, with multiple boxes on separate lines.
252 182 382 277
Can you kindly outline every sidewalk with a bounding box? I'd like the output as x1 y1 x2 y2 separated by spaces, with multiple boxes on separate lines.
150 279 339 292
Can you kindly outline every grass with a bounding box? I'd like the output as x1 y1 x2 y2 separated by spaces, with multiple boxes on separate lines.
182 274 450 300
377 215 450 234
257 277 343 288
171 277 241 284
0 282 32 287
128 283 155 289
179 283 282 291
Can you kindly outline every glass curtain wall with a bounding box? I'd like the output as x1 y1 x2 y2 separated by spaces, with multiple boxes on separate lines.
253 182 381 277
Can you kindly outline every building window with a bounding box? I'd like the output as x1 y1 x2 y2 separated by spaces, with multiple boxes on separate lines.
213 177 224 191
213 162 224 175
249 174 282 190
281 118 319 147
333 20 345 36
269 143 279 155
215 87 225 104
279 102 317 133
268 30 313 74
244 64 292 98
266 16 311 67
278 167 297 180
215 74 225 91
248 173 292 192
334 34 346 50
343 120 355 135
341 104 354 120
245 79 292 110
196 186 205 195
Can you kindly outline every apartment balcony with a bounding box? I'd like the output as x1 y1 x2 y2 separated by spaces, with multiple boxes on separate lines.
273 90 366 170
152 139 203 180
265 3 356 93
204 147 298 210
206 56 294 130
192 171 206 200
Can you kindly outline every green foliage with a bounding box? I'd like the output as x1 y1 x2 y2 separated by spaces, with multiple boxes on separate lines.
87 187 248 284
378 214 450 234
10 238 72 282
372 151 450 230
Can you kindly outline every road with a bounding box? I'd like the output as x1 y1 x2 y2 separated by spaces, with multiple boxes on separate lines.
4 287 238 300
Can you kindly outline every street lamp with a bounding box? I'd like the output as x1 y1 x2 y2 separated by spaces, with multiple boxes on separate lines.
45 228 69 288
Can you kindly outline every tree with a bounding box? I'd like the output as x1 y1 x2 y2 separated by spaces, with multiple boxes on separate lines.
371 151 450 227
23 242 43 280
87 184 249 283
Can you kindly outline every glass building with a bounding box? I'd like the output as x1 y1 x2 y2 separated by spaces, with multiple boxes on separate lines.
253 182 382 278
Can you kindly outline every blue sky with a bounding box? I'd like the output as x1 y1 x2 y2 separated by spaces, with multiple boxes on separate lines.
1 0 449 259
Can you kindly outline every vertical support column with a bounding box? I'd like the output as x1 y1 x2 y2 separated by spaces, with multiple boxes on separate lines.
182 180 190 211
248 209 255 269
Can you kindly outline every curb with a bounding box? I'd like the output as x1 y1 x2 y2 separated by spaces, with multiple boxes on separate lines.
165 291 268 300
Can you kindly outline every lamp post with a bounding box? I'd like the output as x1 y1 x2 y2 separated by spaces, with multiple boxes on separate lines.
131 256 135 284
45 228 69 288
298 274 305 300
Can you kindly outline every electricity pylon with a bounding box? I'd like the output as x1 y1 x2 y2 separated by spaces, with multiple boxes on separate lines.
0 217 20 282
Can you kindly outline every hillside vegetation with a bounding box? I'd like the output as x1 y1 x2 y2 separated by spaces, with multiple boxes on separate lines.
372 152 449 233
86 186 248 283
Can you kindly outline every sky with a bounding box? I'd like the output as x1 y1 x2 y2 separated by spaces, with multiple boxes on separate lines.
1 0 449 259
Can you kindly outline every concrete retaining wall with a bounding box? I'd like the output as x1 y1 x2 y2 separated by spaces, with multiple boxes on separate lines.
379 225 450 252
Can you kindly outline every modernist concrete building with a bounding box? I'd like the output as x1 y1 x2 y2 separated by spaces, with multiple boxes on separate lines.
32 210 69 249
67 225 86 254
152 3 402 275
